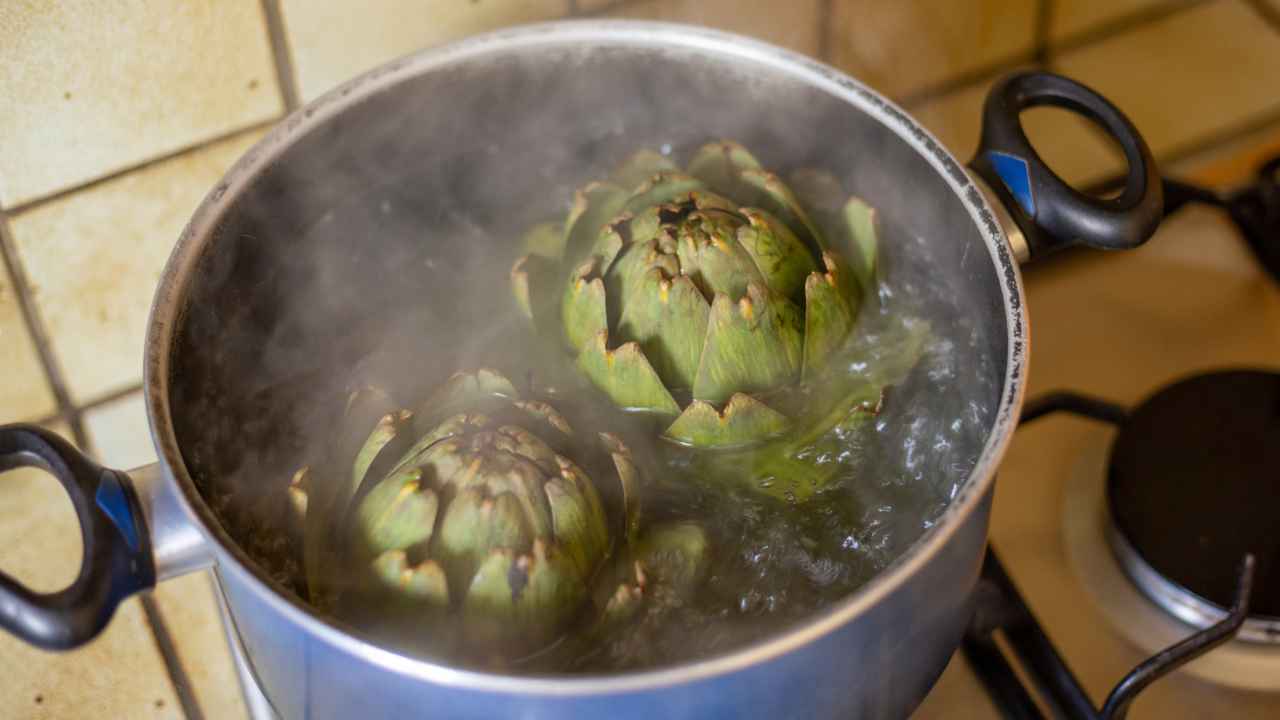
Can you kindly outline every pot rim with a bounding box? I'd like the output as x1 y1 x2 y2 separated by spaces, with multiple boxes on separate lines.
144 19 1028 695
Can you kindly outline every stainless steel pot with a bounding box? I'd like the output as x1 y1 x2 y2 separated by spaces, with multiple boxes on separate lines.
0 22 1162 719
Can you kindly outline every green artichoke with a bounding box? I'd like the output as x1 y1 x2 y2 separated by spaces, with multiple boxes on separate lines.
511 141 880 450
289 369 706 656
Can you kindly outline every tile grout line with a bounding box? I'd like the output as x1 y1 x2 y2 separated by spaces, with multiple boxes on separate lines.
1033 0 1054 66
1157 104 1280 170
25 382 146 430
140 594 206 720
1244 0 1280 34
0 212 91 449
816 0 834 62
4 119 281 219
1049 0 1207 54
899 0 1206 110
576 0 643 18
260 0 302 112
898 50 1044 110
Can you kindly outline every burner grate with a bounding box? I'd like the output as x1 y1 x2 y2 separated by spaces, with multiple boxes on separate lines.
964 388 1263 720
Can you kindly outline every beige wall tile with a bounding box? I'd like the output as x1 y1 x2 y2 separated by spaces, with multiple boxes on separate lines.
282 0 571 101
152 573 250 720
829 0 1036 100
1054 0 1280 159
1048 0 1177 44
0 264 56 423
0 424 184 719
0 1 282 207
9 129 265 404
602 0 823 57
910 75 1126 187
84 390 155 470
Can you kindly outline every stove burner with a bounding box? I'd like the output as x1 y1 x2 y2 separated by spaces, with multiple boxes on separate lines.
1107 370 1280 642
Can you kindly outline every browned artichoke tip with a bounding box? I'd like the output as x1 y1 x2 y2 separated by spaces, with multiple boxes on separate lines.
510 140 882 450
286 466 309 539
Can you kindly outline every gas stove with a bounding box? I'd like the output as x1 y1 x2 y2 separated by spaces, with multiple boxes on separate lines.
212 163 1280 720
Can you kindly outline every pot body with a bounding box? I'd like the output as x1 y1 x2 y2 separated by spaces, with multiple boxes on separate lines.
214 487 992 720
176 25 1022 715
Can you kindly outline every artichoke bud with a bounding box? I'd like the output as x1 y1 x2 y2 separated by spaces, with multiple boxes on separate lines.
302 369 642 654
512 141 883 451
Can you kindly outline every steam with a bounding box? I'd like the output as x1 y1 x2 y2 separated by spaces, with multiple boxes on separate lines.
168 35 1001 672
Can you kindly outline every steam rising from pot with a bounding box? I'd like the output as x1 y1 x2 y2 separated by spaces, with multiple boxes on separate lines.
166 32 1003 671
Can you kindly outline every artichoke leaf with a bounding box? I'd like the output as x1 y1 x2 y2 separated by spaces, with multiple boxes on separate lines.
692 285 803 406
688 190 738 213
787 168 846 216
564 183 627 269
627 206 663 245
463 543 581 648
393 413 486 478
677 219 762 302
665 393 791 448
356 472 438 555
586 224 625 272
603 438 642 548
610 149 678 190
737 168 827 255
545 475 603 580
604 238 678 330
492 425 560 475
372 551 449 606
425 369 519 413
842 197 880 296
802 252 859 378
577 331 680 416
686 140 763 202
623 172 705 215
557 455 611 565
286 467 309 542
511 253 561 326
736 208 819 301
561 263 609 353
600 581 645 627
519 221 565 261
513 401 573 437
636 522 709 594
615 270 710 392
437 489 531 587
353 410 412 497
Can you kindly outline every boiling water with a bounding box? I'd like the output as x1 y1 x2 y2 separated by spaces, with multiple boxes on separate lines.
538 240 993 672
197 147 998 674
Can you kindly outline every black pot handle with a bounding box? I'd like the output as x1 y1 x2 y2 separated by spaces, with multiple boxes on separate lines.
0 424 155 649
968 71 1163 260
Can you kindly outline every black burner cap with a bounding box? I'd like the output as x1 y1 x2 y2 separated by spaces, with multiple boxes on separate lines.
1108 369 1280 619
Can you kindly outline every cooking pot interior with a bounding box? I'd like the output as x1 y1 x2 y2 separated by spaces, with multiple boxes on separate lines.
167 32 1008 636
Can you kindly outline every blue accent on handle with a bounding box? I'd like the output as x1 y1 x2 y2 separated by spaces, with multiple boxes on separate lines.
95 472 140 552
987 151 1036 216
